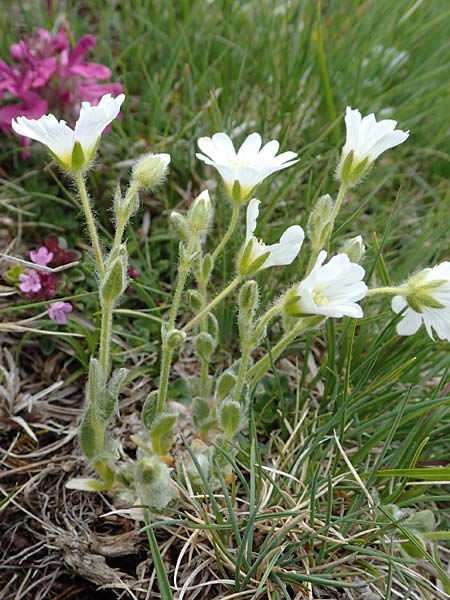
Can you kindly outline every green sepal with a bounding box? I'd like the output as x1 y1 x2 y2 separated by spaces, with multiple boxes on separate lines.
232 181 242 203
339 149 354 184
71 141 86 171
350 157 369 181
238 240 270 276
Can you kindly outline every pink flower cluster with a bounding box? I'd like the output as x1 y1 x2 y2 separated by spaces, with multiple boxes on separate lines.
0 25 123 153
17 236 78 324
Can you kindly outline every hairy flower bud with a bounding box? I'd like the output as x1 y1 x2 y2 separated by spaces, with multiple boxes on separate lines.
170 211 188 241
165 328 186 350
188 289 203 312
100 246 128 305
188 190 212 236
195 331 216 362
307 194 334 252
132 153 170 190
339 235 365 264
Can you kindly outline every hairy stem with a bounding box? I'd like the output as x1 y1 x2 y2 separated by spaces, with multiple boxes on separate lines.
75 171 105 278
157 242 195 414
212 201 240 260
367 286 408 297
99 302 114 377
182 276 242 333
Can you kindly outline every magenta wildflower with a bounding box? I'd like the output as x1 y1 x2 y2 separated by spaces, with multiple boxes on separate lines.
0 25 123 152
127 265 140 280
30 246 53 266
18 269 41 293
48 301 73 324
44 234 79 267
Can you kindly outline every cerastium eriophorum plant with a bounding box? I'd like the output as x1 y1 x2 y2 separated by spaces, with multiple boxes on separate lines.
15 100 433 519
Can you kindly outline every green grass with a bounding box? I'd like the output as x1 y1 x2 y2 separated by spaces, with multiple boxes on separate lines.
1 0 450 598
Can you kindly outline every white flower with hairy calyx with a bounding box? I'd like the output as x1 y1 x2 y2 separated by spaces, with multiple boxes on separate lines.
285 250 368 318
196 132 298 202
392 262 450 342
11 93 125 172
238 198 304 275
337 107 409 186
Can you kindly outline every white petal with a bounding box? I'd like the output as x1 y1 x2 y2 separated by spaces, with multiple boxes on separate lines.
237 133 262 160
74 93 124 156
396 309 422 336
368 129 409 161
197 137 224 163
391 295 407 314
344 107 362 151
12 114 74 160
258 140 280 161
246 198 260 244
211 132 237 161
264 225 304 268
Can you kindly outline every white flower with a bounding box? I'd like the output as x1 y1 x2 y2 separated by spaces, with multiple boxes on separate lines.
196 132 298 202
338 107 409 185
239 198 304 275
11 93 125 171
392 262 450 342
286 250 368 318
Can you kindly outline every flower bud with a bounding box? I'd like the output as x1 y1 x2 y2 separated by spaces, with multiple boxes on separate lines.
166 328 186 350
307 194 334 251
100 246 128 305
195 331 216 362
238 280 259 321
188 190 212 235
170 211 188 241
339 235 365 263
131 153 170 190
188 289 203 312
238 280 259 340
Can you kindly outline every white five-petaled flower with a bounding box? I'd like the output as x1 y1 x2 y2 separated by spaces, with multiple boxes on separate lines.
196 132 298 202
239 198 304 275
11 93 125 171
285 250 368 318
338 107 409 186
392 262 450 342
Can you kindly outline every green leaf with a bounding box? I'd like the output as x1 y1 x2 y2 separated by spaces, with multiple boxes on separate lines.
374 467 450 481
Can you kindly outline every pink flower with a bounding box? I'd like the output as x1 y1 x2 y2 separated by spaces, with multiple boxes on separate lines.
48 301 73 325
30 246 53 266
0 25 123 150
19 269 41 293
127 265 140 279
